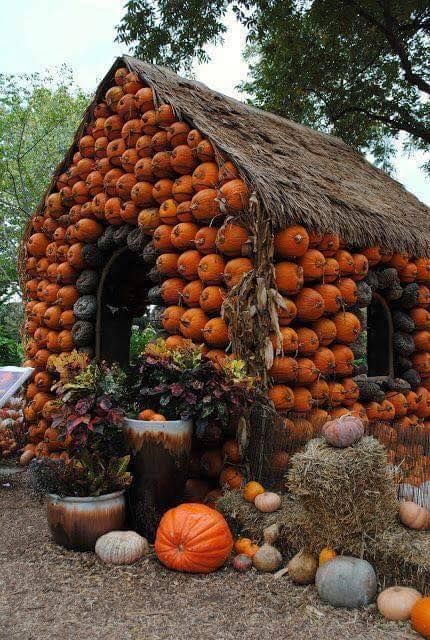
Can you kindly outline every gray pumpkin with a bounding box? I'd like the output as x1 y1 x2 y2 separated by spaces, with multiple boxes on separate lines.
113 224 133 246
97 226 116 252
76 270 100 295
127 227 149 253
81 244 106 268
73 295 97 320
71 321 94 347
316 556 377 608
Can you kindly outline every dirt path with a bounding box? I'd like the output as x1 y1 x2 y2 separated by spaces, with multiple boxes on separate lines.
0 469 420 640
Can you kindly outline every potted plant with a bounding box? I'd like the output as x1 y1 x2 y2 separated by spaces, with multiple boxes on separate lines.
28 352 132 551
123 339 256 539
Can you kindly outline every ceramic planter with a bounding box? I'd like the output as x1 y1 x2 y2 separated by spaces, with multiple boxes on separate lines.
47 490 126 551
123 418 192 540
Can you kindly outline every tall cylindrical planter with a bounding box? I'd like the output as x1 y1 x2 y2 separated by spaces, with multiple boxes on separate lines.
123 418 192 541
47 490 126 551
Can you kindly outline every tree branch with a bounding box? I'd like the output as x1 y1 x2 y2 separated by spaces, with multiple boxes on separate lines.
332 104 430 142
344 0 430 94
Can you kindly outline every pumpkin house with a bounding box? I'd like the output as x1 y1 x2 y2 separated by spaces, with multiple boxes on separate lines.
21 55 430 503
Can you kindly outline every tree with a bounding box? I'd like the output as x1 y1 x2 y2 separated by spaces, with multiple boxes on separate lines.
0 68 89 304
116 0 429 171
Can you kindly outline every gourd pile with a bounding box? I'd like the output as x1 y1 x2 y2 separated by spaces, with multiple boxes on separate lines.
21 66 251 467
266 232 430 497
21 65 429 503
0 397 23 458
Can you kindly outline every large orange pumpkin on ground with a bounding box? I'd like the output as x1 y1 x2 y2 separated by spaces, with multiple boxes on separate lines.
154 503 233 573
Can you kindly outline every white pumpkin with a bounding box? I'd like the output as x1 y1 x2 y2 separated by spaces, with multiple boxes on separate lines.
95 530 149 565
254 492 281 513
377 586 422 621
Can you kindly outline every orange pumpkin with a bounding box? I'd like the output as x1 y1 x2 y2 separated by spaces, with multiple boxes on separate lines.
192 162 219 192
176 200 193 223
138 207 161 234
190 189 220 222
203 317 230 348
317 233 340 257
413 330 430 352
335 249 355 276
295 287 325 321
27 233 49 257
270 327 299 354
223 258 253 288
312 317 337 346
274 262 304 295
352 253 369 281
309 380 330 405
268 384 295 410
331 344 354 377
172 175 194 203
218 161 239 185
327 381 346 406
415 258 430 284
73 218 103 242
399 262 418 284
194 226 218 255
277 297 297 326
269 357 298 383
218 179 250 212
153 178 174 204
314 284 342 315
160 278 186 306
136 134 153 158
312 347 336 376
167 122 191 148
296 358 319 384
333 311 361 343
337 277 358 306
131 181 156 207
177 250 201 281
216 222 249 257
199 286 226 314
156 253 179 277
323 257 340 282
418 285 430 308
154 503 233 573
296 327 319 355
198 254 226 285
187 129 204 149
362 246 382 267
179 308 209 341
274 225 309 258
293 387 314 413
411 596 430 639
298 249 325 281
136 87 154 113
57 285 79 309
342 378 360 406
182 280 204 308
153 224 175 251
170 222 199 249
219 466 245 489
161 306 186 334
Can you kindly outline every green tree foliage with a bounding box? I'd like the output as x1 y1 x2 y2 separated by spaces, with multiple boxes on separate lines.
0 67 89 304
116 0 429 171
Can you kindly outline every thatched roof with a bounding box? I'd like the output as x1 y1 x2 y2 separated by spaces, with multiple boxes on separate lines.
38 54 430 255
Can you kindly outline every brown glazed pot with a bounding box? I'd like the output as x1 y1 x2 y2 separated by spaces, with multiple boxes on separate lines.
123 418 192 541
47 490 126 551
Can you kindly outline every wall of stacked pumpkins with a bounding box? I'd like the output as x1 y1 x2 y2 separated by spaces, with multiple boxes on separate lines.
22 66 430 501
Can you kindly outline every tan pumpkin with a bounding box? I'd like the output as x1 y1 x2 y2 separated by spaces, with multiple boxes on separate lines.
399 501 430 530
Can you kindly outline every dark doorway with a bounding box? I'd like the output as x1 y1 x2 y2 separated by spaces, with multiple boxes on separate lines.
96 248 150 367
366 292 394 377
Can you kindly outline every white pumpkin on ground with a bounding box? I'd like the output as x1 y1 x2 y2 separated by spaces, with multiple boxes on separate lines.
95 530 149 565
377 586 422 621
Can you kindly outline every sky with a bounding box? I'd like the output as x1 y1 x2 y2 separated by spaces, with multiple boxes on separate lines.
1 0 428 205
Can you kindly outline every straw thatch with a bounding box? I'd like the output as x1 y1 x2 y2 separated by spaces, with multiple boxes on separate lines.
25 54 430 269
217 490 430 594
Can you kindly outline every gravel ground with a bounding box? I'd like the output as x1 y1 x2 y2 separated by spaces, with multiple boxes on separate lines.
0 468 421 640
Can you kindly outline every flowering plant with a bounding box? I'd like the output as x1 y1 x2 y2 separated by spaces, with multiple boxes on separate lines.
128 339 256 438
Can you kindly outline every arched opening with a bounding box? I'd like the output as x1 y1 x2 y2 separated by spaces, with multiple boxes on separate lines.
366 292 394 377
95 248 153 367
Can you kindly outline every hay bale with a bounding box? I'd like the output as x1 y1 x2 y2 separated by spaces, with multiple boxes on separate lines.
217 490 430 594
287 437 398 555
